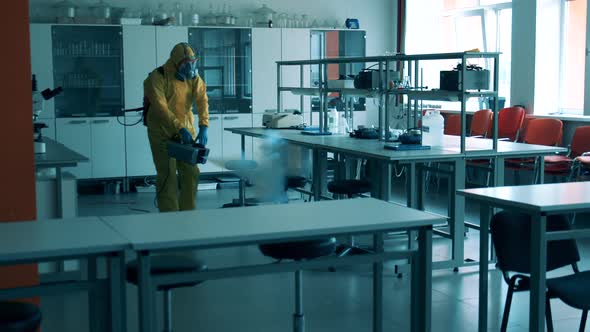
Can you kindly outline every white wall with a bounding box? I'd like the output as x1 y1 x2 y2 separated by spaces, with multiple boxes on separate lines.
30 0 396 57
510 0 536 112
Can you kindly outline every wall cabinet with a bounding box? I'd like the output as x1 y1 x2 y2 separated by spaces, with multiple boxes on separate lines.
30 24 55 119
199 115 223 173
124 115 155 177
123 25 156 109
155 26 188 66
252 28 281 114
56 117 125 179
281 29 311 113
221 114 253 167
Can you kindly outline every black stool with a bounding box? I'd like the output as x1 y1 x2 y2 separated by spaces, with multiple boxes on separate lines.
327 179 373 256
259 238 336 332
0 301 42 332
223 160 258 208
284 175 310 202
126 255 207 332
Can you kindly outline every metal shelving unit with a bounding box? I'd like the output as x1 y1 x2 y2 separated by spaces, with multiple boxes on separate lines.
276 51 501 153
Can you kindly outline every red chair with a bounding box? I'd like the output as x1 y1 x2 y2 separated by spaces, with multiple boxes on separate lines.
488 106 526 142
471 109 493 137
505 118 563 184
548 126 590 180
444 114 461 136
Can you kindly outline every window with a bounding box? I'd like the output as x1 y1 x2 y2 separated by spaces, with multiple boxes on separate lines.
559 0 587 114
406 0 512 111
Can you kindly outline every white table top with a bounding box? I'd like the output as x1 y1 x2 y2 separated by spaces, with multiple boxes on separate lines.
457 182 590 213
228 128 565 160
0 217 129 263
35 137 89 168
102 198 445 251
442 135 566 156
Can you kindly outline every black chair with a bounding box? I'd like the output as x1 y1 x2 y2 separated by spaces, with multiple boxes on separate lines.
327 179 372 256
126 255 207 332
490 211 590 332
259 238 337 332
0 301 41 332
284 175 310 202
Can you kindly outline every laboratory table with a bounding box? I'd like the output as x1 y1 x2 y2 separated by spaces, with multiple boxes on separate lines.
102 198 444 332
457 182 590 332
34 137 88 218
0 216 129 332
227 128 566 271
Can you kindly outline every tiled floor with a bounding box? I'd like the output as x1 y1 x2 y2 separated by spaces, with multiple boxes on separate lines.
39 178 590 332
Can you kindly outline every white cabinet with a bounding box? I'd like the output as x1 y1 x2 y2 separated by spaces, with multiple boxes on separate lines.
252 114 265 163
56 118 92 179
125 115 155 177
30 24 55 119
222 114 253 167
56 117 125 179
90 117 125 178
155 26 188 67
252 28 281 114
281 29 311 113
199 115 223 173
123 26 156 109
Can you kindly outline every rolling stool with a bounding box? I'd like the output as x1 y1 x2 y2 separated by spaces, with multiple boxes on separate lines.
126 255 207 332
259 238 337 332
0 301 42 332
223 160 258 208
327 179 373 256
284 175 310 202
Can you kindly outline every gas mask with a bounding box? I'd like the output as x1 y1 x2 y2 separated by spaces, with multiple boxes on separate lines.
175 58 198 82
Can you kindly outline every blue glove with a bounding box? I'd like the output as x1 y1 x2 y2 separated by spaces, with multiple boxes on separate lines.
196 125 208 146
179 128 193 144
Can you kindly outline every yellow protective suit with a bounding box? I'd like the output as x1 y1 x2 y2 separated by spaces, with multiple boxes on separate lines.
144 43 209 212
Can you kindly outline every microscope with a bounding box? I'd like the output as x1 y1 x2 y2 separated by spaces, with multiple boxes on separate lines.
32 74 62 154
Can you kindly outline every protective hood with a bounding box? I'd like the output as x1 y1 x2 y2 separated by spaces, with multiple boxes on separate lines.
168 43 198 81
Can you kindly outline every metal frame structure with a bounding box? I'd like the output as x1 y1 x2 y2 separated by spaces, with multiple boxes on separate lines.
276 52 501 153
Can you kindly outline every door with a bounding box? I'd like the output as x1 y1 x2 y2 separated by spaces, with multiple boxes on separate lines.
124 115 155 177
155 26 188 66
221 114 253 167
199 115 223 173
30 24 55 119
281 29 311 113
90 117 125 178
252 28 281 113
56 118 92 179
123 25 156 110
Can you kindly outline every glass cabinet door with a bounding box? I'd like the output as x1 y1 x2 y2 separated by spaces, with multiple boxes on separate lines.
310 30 366 112
52 25 123 117
189 28 252 114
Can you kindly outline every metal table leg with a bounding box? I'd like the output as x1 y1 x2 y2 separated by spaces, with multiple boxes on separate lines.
411 226 432 332
56 167 64 218
451 158 466 269
372 233 384 332
87 256 100 332
478 204 491 332
109 252 126 332
241 134 245 160
529 213 547 331
138 251 154 332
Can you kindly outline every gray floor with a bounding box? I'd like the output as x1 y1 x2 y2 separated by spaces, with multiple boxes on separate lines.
39 176 590 332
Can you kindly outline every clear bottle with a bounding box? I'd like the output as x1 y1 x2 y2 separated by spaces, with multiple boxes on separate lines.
173 2 183 26
327 107 339 134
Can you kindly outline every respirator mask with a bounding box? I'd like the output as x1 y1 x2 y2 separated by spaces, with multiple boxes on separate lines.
175 58 198 82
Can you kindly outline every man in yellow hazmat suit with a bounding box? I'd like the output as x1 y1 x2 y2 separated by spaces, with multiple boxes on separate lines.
144 42 209 212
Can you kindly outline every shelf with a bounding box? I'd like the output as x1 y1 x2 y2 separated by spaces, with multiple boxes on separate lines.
280 87 497 100
54 55 121 58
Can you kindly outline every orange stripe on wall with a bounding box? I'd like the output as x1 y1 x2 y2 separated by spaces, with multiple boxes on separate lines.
0 0 40 307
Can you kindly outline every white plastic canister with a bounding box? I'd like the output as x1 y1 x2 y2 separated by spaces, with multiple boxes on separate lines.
327 107 339 134
422 110 444 146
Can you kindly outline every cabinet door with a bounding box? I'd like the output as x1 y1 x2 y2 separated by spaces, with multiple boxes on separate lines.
124 115 155 177
123 26 156 109
252 28 281 114
281 29 311 114
90 117 125 178
155 26 188 66
30 24 55 119
199 115 223 173
252 114 265 163
56 118 92 179
222 114 253 166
